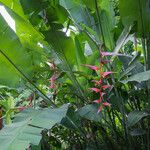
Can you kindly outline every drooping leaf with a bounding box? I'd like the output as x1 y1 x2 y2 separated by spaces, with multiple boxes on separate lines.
0 104 69 150
99 0 116 50
0 0 27 20
121 70 150 84
0 16 33 87
119 0 150 35
130 128 146 136
119 52 142 79
74 35 86 70
113 25 132 54
0 2 44 52
60 0 95 29
78 104 103 122
127 110 149 127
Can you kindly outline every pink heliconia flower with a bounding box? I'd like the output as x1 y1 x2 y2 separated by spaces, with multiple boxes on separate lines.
49 74 58 89
47 61 56 69
102 85 112 90
102 102 111 107
49 83 56 89
98 105 103 113
100 92 105 98
82 64 100 71
90 88 101 93
101 71 113 78
93 99 101 103
92 80 102 86
93 92 105 103
83 50 114 112
50 74 57 82
97 102 111 113
28 95 33 107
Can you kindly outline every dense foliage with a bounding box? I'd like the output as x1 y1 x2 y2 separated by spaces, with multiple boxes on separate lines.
0 0 150 149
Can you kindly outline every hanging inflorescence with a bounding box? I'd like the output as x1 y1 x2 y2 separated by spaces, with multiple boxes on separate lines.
83 51 117 113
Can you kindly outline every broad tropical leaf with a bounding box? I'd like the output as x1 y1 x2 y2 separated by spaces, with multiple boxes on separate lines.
0 15 33 87
78 104 103 122
121 70 150 84
127 110 149 127
60 0 95 29
130 128 146 136
0 104 69 150
119 0 150 35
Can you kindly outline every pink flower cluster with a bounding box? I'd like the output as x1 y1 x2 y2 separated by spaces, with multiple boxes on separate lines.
48 61 59 89
84 51 115 113
49 74 58 89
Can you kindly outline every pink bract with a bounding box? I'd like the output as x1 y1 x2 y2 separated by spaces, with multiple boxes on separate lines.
101 71 113 78
90 88 101 93
102 85 112 90
93 99 101 103
102 102 111 107
82 64 100 71
98 105 103 113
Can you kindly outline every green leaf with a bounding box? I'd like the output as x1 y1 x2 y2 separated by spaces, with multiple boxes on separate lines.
78 104 102 122
61 107 81 130
127 110 149 127
0 16 33 87
60 0 95 29
121 70 150 84
44 30 76 65
130 128 146 136
0 0 27 20
119 0 150 35
74 35 86 70
113 25 132 54
0 104 69 150
100 0 115 50
119 52 142 79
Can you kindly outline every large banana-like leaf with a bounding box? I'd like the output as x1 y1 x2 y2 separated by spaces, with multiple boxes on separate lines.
0 2 46 87
0 0 27 20
119 0 150 35
78 104 103 122
0 15 33 87
19 1 88 103
121 70 150 84
0 104 69 150
44 29 87 102
0 2 44 54
99 0 115 50
127 110 149 127
60 0 95 29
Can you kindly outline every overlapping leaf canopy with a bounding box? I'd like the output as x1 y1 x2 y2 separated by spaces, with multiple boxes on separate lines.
0 0 150 149
0 104 69 150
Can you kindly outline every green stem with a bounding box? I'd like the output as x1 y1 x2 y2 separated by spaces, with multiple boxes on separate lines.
6 111 11 125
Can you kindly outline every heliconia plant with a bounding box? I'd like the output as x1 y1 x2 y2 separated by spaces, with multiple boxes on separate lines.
49 74 58 89
48 61 59 89
83 51 116 113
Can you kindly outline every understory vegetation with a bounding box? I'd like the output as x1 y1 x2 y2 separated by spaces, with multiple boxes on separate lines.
0 0 150 150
